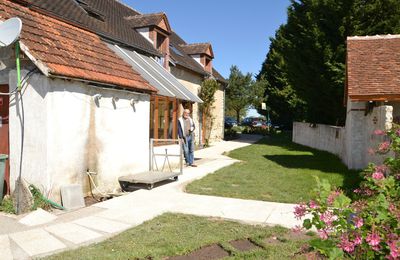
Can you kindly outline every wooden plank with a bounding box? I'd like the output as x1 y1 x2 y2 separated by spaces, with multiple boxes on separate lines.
118 171 181 185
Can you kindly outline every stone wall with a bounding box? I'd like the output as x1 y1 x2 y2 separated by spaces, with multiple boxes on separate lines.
171 66 224 145
293 101 393 169
292 123 345 157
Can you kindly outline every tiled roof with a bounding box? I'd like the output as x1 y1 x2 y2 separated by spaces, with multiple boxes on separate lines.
346 35 400 101
124 12 165 29
179 43 213 57
169 32 208 76
24 0 161 56
21 0 227 84
1 0 156 92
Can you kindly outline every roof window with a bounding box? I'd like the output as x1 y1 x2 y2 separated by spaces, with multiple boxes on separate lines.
74 0 105 22
170 44 183 56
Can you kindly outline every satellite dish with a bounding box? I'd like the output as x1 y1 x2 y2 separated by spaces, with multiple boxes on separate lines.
0 17 22 47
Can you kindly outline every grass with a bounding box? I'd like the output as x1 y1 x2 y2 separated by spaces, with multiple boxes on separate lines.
0 196 15 214
43 213 314 260
186 133 361 203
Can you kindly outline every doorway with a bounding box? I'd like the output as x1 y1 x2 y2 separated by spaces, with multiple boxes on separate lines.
0 85 9 195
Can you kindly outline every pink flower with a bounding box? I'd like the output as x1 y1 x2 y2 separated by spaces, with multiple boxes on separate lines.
374 129 386 135
320 211 336 227
354 217 364 228
387 240 399 259
318 229 329 240
291 225 303 233
327 190 341 206
338 234 355 253
371 245 380 251
309 200 319 209
372 171 385 180
354 233 362 245
378 141 390 152
294 203 307 220
396 129 400 137
366 232 381 247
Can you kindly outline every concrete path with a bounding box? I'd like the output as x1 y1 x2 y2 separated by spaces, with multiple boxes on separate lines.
0 135 303 259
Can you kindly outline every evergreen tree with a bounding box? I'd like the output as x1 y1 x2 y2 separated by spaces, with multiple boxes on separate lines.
257 0 400 126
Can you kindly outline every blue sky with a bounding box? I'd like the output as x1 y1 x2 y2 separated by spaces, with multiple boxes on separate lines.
122 0 291 79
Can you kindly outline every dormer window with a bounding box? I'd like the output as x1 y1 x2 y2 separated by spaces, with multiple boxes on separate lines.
179 43 214 73
125 12 172 69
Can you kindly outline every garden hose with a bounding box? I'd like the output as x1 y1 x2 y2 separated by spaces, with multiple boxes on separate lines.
28 184 65 210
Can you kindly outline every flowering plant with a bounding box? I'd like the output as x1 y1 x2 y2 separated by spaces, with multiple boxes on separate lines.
295 127 400 259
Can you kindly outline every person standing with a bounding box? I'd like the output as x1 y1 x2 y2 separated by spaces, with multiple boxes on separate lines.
178 109 197 167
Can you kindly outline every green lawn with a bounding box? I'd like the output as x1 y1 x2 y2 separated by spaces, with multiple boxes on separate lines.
186 133 361 203
43 213 314 260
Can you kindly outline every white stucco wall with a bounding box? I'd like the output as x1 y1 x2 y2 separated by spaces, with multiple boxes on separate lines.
293 102 393 170
6 70 150 202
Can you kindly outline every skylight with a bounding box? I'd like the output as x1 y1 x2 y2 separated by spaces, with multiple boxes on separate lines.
170 44 183 56
73 0 105 22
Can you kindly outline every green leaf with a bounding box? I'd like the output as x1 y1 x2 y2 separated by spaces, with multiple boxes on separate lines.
303 219 312 229
328 247 344 260
333 194 351 208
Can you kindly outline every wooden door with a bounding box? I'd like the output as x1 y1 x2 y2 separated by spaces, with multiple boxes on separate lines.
0 85 9 195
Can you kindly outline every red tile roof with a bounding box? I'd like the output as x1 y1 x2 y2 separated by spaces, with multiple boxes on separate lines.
347 35 400 101
0 0 156 93
179 43 214 58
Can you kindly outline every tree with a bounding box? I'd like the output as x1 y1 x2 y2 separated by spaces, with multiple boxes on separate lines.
257 0 400 126
198 78 219 146
257 26 306 128
226 65 254 124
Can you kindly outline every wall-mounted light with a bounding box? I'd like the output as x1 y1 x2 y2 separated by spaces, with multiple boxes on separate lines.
130 95 139 106
93 94 102 102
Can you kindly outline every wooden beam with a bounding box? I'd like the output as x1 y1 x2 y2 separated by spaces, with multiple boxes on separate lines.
154 96 159 139
172 98 177 138
164 97 169 139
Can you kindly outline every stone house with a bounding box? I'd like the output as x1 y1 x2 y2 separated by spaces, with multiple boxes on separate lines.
293 35 400 169
0 0 226 202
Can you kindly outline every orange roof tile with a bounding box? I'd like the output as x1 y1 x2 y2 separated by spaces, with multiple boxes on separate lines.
347 35 400 101
0 0 157 93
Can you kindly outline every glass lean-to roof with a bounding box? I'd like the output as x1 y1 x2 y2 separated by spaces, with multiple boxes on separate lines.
108 43 202 103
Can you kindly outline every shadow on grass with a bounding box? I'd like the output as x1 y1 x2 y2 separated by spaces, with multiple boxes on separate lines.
259 133 362 197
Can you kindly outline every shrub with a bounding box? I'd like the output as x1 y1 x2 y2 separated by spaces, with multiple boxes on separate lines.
295 127 400 259
224 128 239 140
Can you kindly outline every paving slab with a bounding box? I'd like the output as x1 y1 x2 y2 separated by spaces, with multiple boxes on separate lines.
9 229 66 257
172 193 278 224
45 223 102 244
18 208 57 226
73 216 130 233
0 235 13 260
95 208 163 226
264 203 303 228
